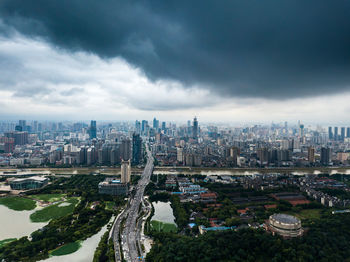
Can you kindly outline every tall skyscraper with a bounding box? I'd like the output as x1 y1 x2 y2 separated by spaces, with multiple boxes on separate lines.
161 121 166 131
121 138 131 161
141 120 148 134
153 118 159 130
230 147 240 166
334 126 338 141
33 121 38 132
135 120 141 135
328 126 333 140
192 117 198 139
341 127 345 141
90 120 97 139
19 120 26 131
187 120 192 137
347 127 350 138
308 147 315 163
132 133 142 165
257 148 269 165
299 124 304 137
121 160 131 183
321 147 331 165
177 147 184 162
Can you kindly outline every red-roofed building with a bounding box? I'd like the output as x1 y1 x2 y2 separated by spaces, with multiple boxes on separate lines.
200 192 218 203
237 207 249 215
264 204 277 210
289 199 311 206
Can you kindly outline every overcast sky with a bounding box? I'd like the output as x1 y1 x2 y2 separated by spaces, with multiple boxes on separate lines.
1 0 350 124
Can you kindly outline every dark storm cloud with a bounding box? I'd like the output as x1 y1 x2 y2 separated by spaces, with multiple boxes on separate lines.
1 0 350 99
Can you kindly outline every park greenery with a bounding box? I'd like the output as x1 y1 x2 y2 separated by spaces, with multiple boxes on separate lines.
93 230 115 262
0 197 36 211
30 197 79 222
145 174 350 261
28 193 65 202
170 195 189 230
150 220 177 233
0 239 16 248
147 213 350 262
0 174 122 262
50 241 81 256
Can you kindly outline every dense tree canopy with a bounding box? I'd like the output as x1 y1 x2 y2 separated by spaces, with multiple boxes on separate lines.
147 214 350 262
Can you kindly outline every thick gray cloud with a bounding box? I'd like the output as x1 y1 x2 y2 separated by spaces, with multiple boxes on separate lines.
1 0 350 99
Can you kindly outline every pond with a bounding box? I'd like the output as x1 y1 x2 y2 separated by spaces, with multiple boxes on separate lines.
39 222 110 262
0 204 47 240
151 201 176 224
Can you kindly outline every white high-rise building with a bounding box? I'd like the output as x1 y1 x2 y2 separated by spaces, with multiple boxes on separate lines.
121 160 131 183
177 147 183 162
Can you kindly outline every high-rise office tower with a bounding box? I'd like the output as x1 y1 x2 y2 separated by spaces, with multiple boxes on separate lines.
90 120 97 139
141 120 148 134
334 127 338 141
299 124 304 137
328 126 333 140
15 125 22 131
19 120 26 131
230 147 240 166
121 160 131 183
257 148 269 165
135 120 141 135
161 121 166 131
341 127 345 141
192 117 198 139
308 147 315 163
33 121 38 132
347 127 350 138
121 138 131 161
132 133 142 165
321 147 331 165
177 147 184 162
153 117 159 129
187 120 192 137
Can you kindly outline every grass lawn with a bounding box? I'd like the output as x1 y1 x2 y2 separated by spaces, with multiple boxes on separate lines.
0 238 16 248
290 209 322 220
105 201 115 210
151 220 177 233
29 194 65 202
30 197 79 222
50 241 81 256
0 197 36 211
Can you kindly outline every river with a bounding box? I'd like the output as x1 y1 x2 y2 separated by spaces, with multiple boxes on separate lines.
153 169 350 176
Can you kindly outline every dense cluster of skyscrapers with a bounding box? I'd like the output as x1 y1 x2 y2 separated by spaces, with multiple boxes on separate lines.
0 118 349 168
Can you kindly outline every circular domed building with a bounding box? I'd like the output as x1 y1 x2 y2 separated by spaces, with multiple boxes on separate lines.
267 213 303 238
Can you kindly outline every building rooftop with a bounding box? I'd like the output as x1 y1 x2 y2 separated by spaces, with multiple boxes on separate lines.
271 213 299 224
